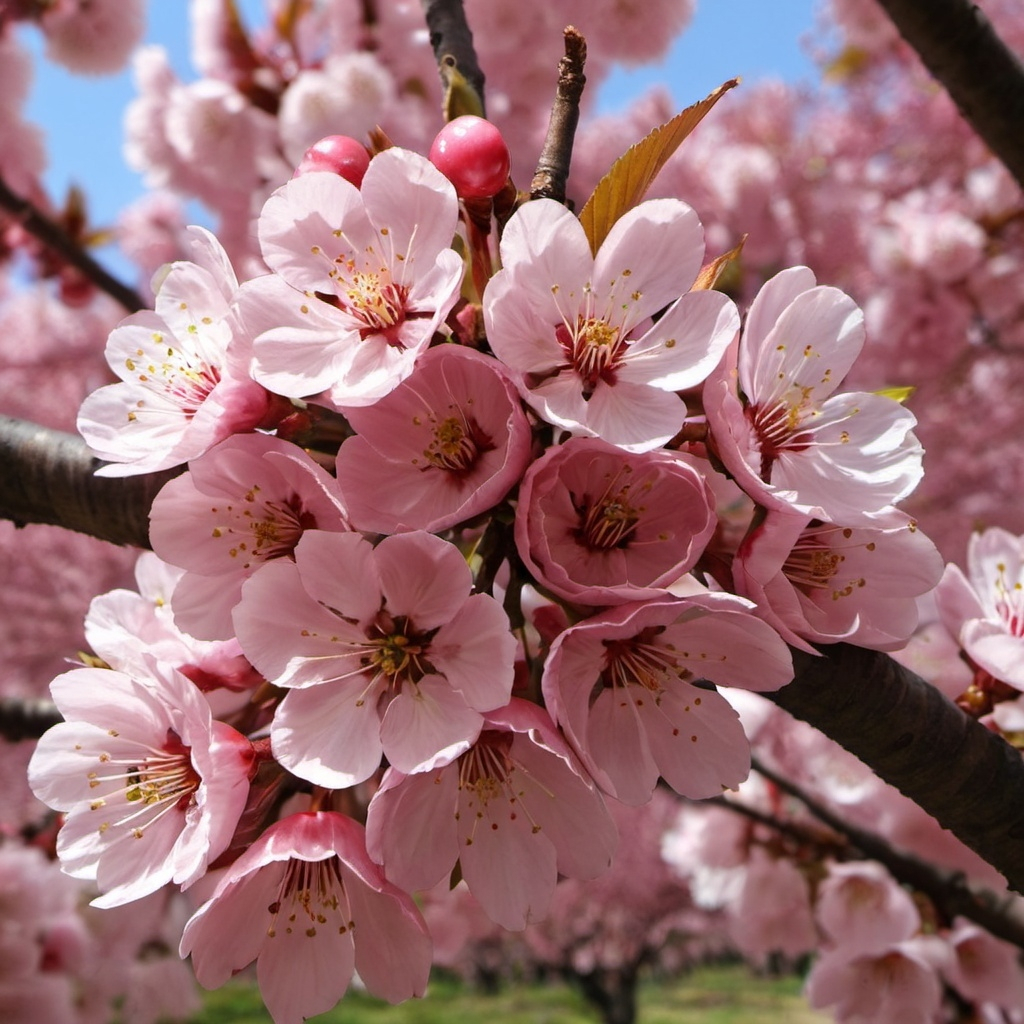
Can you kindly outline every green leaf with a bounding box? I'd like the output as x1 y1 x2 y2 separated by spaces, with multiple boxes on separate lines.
578 79 739 255
875 385 916 403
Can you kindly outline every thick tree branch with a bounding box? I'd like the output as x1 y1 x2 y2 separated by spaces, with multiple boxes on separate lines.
419 0 486 118
530 27 587 204
771 646 1024 895
0 416 175 548
873 0 1024 191
0 176 145 313
750 757 1024 950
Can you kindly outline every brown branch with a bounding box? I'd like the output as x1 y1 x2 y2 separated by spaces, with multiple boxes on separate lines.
750 756 1024 951
0 176 145 313
0 416 176 548
530 27 587 204
419 0 486 118
873 0 1024 192
771 645 1024 895
0 698 62 743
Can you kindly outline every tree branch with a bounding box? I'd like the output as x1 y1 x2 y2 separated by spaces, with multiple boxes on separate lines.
530 26 588 204
419 0 487 118
770 645 1024 895
750 756 1024 951
0 176 145 313
0 416 175 548
873 0 1024 192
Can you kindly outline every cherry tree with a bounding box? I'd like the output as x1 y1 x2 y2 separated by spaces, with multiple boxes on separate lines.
3 1 1024 1022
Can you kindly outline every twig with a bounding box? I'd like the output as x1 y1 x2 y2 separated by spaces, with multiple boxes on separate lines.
873 0 1024 192
0 176 145 313
0 416 176 548
0 698 62 743
750 755 1024 951
419 0 486 117
530 27 587 203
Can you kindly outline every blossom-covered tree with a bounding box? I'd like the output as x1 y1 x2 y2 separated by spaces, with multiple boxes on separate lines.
3 1 1024 1023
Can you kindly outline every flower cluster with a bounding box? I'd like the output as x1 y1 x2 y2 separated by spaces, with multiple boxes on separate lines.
28 113 941 1023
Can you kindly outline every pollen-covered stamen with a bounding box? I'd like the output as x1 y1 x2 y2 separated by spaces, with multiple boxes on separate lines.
992 561 1024 637
360 614 434 687
747 384 819 479
266 856 354 940
457 732 544 842
573 467 647 551
124 336 222 419
601 630 692 698
86 728 200 838
556 317 627 397
783 535 846 594
249 496 319 560
422 413 494 474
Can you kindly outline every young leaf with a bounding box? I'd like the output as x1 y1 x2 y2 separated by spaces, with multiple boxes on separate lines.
578 79 739 255
693 236 747 292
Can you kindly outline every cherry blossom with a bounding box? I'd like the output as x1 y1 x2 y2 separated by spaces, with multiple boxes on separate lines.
233 530 515 787
733 510 943 653
484 197 739 451
815 861 921 957
334 344 532 534
515 437 718 606
542 594 793 804
704 266 924 525
77 226 270 477
806 938 947 1024
935 527 1024 691
149 432 351 640
27 658 253 908
180 812 432 1023
244 147 463 409
365 699 617 931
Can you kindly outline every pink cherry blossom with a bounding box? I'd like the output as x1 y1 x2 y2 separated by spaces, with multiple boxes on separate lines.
149 432 351 640
542 595 793 805
935 527 1024 691
39 0 145 75
484 197 739 451
334 344 532 533
244 147 463 409
806 938 947 1024
733 510 943 654
84 552 263 710
180 812 432 1023
28 658 253 908
815 861 921 956
944 919 1024 1010
233 529 516 787
515 437 718 606
704 266 924 525
365 698 617 931
78 226 270 477
726 848 818 965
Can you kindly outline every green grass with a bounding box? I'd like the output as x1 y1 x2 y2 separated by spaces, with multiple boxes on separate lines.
187 964 829 1023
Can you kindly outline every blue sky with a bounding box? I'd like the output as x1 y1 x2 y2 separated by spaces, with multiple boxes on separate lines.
17 0 820 265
